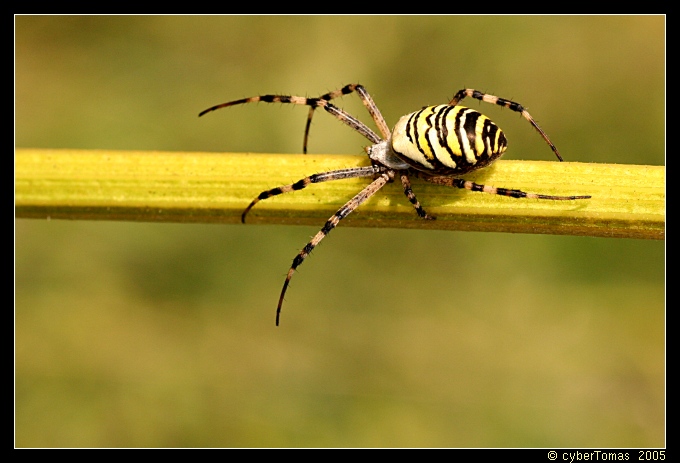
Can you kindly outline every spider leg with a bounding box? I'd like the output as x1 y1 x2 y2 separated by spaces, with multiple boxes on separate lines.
400 173 435 220
302 86 360 154
199 89 382 152
354 85 391 139
418 174 591 200
317 84 390 139
303 107 315 154
322 103 382 144
449 89 564 162
242 166 384 223
302 84 391 153
275 171 393 325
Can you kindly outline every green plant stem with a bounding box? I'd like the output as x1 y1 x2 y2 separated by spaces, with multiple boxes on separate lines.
15 148 665 239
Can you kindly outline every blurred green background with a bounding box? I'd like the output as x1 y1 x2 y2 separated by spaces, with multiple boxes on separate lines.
15 16 664 447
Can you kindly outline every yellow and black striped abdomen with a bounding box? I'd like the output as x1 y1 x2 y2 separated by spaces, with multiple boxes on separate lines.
390 105 508 175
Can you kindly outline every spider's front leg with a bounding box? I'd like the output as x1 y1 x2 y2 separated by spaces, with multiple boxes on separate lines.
241 166 383 223
199 85 384 152
275 170 394 325
303 84 391 152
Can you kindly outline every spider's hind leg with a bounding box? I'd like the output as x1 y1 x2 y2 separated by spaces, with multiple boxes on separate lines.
449 89 564 162
419 174 591 200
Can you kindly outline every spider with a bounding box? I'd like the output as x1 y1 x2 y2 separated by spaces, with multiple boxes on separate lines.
199 84 591 325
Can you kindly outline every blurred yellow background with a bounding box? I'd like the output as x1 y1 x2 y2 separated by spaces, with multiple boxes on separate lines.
15 16 664 447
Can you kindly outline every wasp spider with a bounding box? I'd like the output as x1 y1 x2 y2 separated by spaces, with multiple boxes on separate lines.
200 84 591 325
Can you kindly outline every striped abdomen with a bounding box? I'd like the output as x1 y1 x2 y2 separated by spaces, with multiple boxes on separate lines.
390 105 508 175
